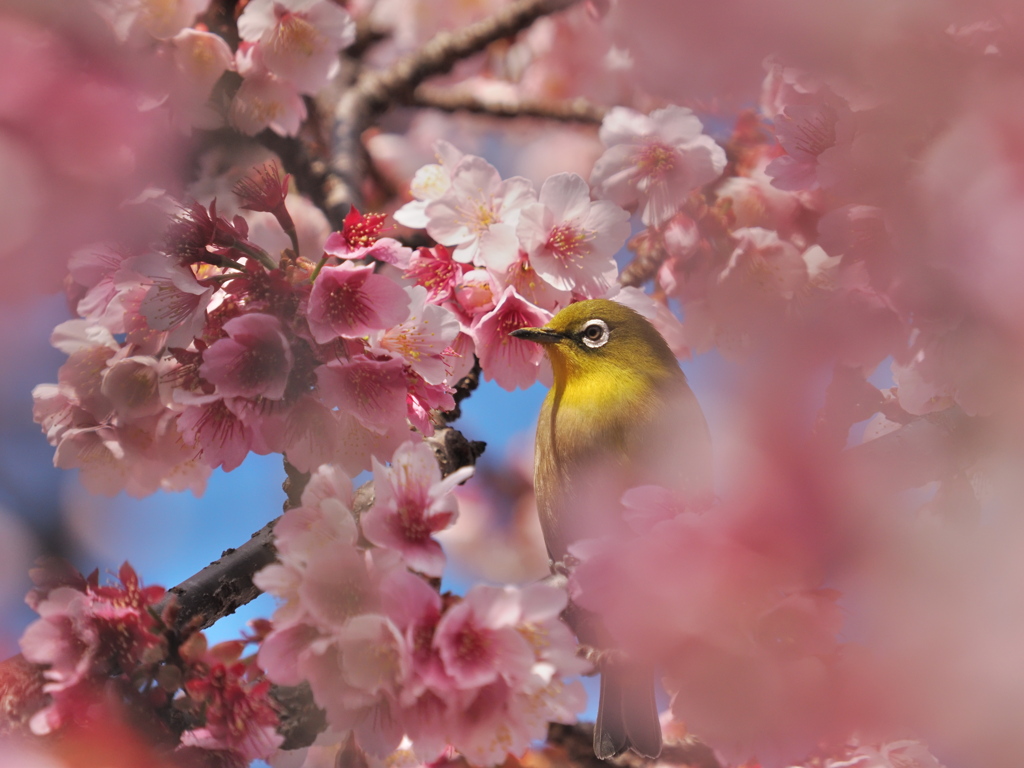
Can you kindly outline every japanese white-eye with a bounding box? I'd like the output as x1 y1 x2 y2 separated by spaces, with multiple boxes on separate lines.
511 298 712 760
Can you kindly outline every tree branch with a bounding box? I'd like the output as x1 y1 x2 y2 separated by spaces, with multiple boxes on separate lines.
406 85 606 124
325 0 584 218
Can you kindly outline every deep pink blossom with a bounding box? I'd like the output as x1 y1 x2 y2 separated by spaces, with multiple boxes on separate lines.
315 356 409 434
470 288 551 391
323 208 413 268
199 313 294 400
181 640 282 762
306 263 411 343
19 563 167 735
405 244 468 304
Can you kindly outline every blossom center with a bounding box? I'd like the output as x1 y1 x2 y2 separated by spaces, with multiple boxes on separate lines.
636 141 677 180
231 338 289 392
323 280 371 329
272 13 322 58
455 624 490 665
545 223 591 264
398 503 431 543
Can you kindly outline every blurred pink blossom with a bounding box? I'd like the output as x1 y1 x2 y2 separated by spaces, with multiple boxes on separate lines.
590 106 726 227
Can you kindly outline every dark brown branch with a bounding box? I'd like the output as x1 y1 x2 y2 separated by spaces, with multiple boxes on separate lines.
325 0 584 218
407 85 607 124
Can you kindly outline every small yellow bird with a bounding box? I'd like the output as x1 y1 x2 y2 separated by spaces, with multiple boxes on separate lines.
511 298 712 760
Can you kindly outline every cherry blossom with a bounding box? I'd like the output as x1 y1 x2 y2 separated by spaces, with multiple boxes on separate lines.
516 172 629 295
167 28 235 131
315 357 410 435
306 263 411 343
394 140 466 229
404 244 469 305
470 288 552 391
590 105 727 227
424 156 536 268
96 0 211 42
373 287 462 385
237 0 355 94
362 440 473 577
180 639 283 762
199 312 294 400
230 64 307 137
323 207 413 268
19 563 167 735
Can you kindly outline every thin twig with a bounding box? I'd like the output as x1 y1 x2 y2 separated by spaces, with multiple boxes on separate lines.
326 0 584 219
407 85 606 124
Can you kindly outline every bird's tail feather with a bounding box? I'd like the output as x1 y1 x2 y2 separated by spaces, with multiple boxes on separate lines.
594 665 662 760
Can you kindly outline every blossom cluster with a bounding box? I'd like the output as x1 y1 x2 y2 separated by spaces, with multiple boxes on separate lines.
254 443 587 766
90 0 354 136
16 560 280 766
393 115 722 388
34 163 467 496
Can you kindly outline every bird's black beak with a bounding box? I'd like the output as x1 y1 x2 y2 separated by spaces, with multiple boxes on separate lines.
509 327 563 344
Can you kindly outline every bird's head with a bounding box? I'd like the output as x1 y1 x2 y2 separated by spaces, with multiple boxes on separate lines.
510 299 680 387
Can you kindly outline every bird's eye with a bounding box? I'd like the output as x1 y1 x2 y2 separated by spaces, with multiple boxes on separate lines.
580 319 610 349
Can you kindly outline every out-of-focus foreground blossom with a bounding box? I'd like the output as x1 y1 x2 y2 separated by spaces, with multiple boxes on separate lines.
15 1 1024 767
0 3 180 298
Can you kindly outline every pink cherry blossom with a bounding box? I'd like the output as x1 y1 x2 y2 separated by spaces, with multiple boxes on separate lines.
373 287 462 385
96 0 212 42
180 641 282 762
168 28 235 131
132 252 216 348
177 397 267 472
237 0 355 94
766 86 855 192
199 312 294 400
323 208 413 268
19 563 167 735
306 263 411 343
101 355 165 420
590 105 726 227
405 370 457 434
361 440 473 577
315 356 409 435
230 63 307 137
495 251 572 313
67 244 136 333
471 288 551 391
450 268 497 324
405 244 469 305
424 156 536 268
433 586 536 690
394 140 466 229
517 172 629 295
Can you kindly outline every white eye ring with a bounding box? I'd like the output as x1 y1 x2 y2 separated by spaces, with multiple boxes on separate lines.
580 318 610 348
